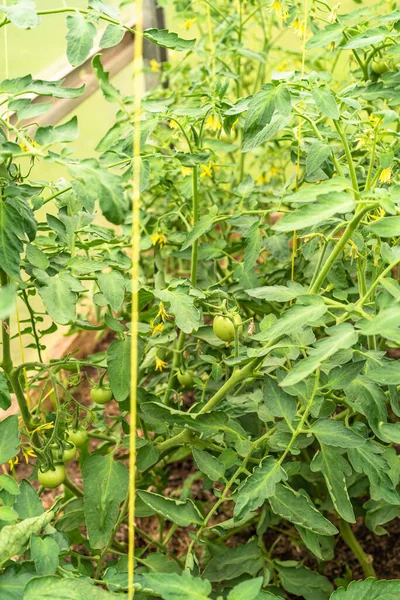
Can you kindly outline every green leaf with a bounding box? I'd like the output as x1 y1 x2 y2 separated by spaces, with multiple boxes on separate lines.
311 446 355 523
281 324 358 387
141 572 211 600
0 202 27 281
14 480 44 519
359 307 400 345
348 441 400 506
0 0 39 29
107 337 131 401
97 271 125 312
277 562 333 600
345 377 387 440
0 507 18 522
88 0 118 19
143 28 196 51
154 285 201 334
273 192 354 232
180 208 217 252
283 178 350 204
0 416 19 465
0 511 54 566
8 98 53 121
312 88 339 120
306 23 344 49
269 484 338 535
243 84 276 145
30 536 59 575
310 419 365 448
66 13 97 67
24 576 121 599
92 54 120 102
35 116 78 146
228 577 263 600
26 244 49 270
330 578 400 599
306 141 332 175
0 566 36 600
0 474 19 495
100 23 125 48
137 491 203 527
192 448 225 481
327 361 365 389
38 273 77 325
82 454 129 549
0 371 11 410
68 159 128 224
341 28 387 49
244 222 262 270
234 457 288 520
242 113 290 152
245 284 302 302
264 376 297 424
253 297 327 342
202 539 264 582
367 216 400 237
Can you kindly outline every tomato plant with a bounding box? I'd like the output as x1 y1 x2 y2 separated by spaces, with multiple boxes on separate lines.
0 0 400 599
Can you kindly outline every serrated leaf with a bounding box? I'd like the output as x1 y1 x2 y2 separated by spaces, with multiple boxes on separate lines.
228 577 263 600
14 480 44 519
245 285 299 302
38 273 77 325
107 338 131 401
202 539 264 582
192 449 225 481
281 324 358 387
273 192 354 232
30 536 59 575
311 419 365 448
180 210 216 252
66 13 97 67
327 361 365 390
92 54 120 102
97 271 125 312
234 457 288 520
0 511 54 566
312 88 339 120
277 563 333 600
345 376 387 440
0 416 19 464
100 23 125 48
306 141 332 175
137 491 203 527
141 572 211 600
264 376 296 424
311 446 355 522
330 577 400 599
0 0 39 29
82 454 128 548
269 484 338 535
0 371 11 411
24 576 121 599
154 285 201 334
144 28 195 51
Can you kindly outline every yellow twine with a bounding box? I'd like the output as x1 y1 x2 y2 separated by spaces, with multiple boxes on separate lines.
128 0 144 596
291 0 309 283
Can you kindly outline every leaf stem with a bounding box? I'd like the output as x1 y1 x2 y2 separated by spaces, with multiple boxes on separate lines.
339 520 376 578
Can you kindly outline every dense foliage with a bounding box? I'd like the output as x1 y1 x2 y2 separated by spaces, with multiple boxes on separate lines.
0 0 400 598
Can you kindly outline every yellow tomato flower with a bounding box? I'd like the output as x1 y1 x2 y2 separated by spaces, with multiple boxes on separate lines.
169 120 179 130
291 18 306 38
9 456 19 471
183 18 197 30
155 355 167 371
270 0 282 13
150 59 161 73
22 447 36 463
200 163 213 178
380 168 392 184
151 232 167 248
181 166 192 177
31 422 54 435
150 320 164 336
206 114 220 131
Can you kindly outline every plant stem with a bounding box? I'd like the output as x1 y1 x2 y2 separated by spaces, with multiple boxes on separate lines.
339 520 376 578
190 166 199 286
64 477 84 497
333 120 360 200
309 203 379 294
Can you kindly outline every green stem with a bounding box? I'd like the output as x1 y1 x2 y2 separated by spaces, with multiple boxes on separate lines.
190 166 199 286
22 289 43 362
64 477 84 498
333 120 360 200
309 203 379 294
163 330 186 406
339 520 376 578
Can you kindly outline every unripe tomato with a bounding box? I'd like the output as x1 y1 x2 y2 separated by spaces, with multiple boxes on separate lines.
66 428 88 447
177 370 194 388
90 386 113 405
51 442 76 463
213 313 243 342
38 464 66 488
372 59 389 75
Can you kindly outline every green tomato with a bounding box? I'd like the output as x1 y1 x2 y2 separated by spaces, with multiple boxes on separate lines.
66 428 88 447
177 370 194 388
372 59 389 75
213 313 243 342
51 442 76 463
38 464 66 488
91 386 113 405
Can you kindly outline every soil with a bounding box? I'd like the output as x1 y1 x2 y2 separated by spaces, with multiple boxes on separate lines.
3 328 400 592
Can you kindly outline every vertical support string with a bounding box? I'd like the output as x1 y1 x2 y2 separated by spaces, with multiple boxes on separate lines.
291 0 309 284
128 0 144 597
